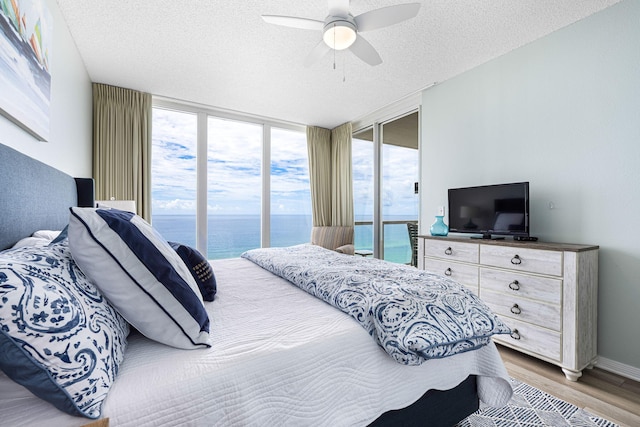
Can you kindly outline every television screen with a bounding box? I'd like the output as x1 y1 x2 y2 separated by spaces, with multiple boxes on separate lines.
448 182 529 239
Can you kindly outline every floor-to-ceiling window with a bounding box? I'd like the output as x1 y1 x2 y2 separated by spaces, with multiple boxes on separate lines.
151 108 197 247
270 127 312 247
151 102 309 259
352 128 374 253
352 111 419 264
207 117 262 259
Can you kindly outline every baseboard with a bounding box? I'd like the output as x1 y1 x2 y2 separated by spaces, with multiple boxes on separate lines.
595 356 640 382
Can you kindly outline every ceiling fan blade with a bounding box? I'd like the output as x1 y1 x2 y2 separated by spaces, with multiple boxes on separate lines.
354 3 421 32
262 15 324 31
327 0 350 16
349 35 382 66
304 40 331 67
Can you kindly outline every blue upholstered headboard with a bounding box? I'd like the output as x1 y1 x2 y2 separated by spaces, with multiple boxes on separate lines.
0 144 94 250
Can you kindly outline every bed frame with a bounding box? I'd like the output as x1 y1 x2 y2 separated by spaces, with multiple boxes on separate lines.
0 142 479 426
0 144 94 251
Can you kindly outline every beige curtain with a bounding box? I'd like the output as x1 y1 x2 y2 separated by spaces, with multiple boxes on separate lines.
306 122 353 227
93 83 152 220
306 126 332 226
330 122 353 226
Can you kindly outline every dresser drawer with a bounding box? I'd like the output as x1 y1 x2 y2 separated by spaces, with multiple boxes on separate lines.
424 240 479 263
480 245 563 276
423 258 478 293
493 316 561 361
480 268 562 305
481 289 561 331
418 237 598 380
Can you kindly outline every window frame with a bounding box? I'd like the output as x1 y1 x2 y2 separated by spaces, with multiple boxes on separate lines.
152 97 307 258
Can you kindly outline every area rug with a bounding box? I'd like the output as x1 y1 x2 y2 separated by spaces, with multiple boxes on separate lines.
456 377 619 427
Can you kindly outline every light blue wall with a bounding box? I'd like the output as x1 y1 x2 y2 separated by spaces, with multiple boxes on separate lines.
421 0 640 371
0 0 92 177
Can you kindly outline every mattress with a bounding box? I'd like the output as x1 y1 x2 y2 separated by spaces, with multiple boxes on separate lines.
0 257 512 426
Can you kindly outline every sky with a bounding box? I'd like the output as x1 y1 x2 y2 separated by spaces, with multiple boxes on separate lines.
151 107 419 219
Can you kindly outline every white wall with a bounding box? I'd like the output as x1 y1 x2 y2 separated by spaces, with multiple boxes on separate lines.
421 0 640 373
0 0 92 177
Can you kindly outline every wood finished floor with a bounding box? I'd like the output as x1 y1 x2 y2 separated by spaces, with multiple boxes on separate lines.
497 344 640 427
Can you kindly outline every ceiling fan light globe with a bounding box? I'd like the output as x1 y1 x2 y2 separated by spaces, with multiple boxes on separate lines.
323 21 356 50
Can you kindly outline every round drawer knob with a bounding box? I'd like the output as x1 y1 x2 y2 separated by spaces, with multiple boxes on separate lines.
510 329 521 340
444 247 453 255
510 304 522 315
509 280 520 291
511 254 522 265
444 268 452 276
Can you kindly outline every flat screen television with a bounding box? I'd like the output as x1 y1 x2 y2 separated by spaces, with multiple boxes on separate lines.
448 182 529 239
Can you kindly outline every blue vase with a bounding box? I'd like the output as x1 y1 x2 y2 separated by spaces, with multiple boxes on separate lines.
430 215 449 236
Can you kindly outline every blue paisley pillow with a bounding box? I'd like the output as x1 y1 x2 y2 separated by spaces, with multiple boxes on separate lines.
0 241 129 419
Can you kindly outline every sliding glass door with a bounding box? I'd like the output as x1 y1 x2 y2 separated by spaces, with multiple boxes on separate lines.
352 111 419 264
381 113 419 264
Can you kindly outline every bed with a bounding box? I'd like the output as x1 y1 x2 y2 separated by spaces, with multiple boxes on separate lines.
0 143 512 426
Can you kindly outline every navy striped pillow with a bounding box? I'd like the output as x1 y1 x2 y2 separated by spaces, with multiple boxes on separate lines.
68 207 210 349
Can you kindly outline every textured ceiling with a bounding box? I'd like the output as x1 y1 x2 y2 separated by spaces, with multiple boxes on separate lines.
55 0 620 129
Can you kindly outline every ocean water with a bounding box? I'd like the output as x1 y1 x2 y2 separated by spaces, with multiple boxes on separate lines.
152 215 414 264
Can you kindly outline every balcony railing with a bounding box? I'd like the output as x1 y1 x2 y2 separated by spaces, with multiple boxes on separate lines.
354 220 418 264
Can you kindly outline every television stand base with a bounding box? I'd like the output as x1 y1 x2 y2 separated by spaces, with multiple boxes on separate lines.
514 236 539 242
470 234 505 240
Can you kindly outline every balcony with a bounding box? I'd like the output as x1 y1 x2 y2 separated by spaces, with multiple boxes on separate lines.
354 220 418 264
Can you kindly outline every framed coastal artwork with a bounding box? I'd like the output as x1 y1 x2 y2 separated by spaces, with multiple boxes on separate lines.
0 0 52 141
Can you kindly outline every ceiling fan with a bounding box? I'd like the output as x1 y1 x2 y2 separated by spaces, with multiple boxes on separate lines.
262 0 421 67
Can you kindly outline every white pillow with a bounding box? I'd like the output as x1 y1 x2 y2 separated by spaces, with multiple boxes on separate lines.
11 236 50 248
68 207 210 349
32 229 62 240
11 229 65 249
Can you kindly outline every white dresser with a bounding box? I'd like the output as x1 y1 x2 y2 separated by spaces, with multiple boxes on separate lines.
418 235 599 381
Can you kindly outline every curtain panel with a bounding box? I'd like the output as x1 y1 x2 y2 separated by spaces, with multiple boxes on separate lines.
330 122 353 227
93 83 152 220
306 123 354 228
306 126 332 227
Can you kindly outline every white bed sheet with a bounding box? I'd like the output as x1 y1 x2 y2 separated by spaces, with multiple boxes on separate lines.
0 257 512 426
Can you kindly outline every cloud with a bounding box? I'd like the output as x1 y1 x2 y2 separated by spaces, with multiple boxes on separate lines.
152 198 196 212
353 137 419 219
152 111 417 219
152 110 310 216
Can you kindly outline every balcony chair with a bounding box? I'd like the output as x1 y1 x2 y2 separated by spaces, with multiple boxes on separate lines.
311 226 354 255
407 222 419 267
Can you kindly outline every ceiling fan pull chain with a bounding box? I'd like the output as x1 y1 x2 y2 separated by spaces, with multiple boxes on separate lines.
333 24 337 70
343 52 346 82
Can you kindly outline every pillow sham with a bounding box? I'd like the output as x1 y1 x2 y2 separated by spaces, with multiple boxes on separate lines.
10 236 50 248
10 229 65 249
31 229 62 240
169 242 217 301
68 207 210 349
0 241 129 419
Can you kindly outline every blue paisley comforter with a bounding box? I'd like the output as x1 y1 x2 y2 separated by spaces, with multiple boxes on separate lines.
242 244 510 365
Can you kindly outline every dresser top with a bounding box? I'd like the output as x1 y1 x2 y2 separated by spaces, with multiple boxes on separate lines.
418 235 599 252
